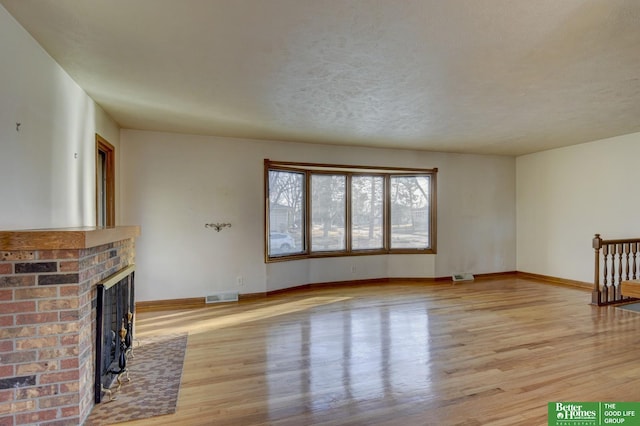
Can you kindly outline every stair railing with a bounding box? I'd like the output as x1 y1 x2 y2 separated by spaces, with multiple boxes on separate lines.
592 234 640 305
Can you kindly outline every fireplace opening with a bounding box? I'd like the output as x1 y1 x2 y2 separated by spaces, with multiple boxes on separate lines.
94 265 135 403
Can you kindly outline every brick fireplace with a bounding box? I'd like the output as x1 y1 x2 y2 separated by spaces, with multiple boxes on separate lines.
0 226 140 425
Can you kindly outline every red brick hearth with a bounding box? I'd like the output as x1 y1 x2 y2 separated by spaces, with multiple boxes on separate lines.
0 227 140 426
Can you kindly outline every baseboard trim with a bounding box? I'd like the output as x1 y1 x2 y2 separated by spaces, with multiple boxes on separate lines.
239 292 267 300
516 271 592 291
135 271 590 312
136 297 204 312
474 271 518 280
136 293 271 311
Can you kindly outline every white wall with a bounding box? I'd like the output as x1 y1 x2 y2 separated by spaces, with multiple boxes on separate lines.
517 132 640 283
121 130 516 301
0 6 119 230
0 3 516 300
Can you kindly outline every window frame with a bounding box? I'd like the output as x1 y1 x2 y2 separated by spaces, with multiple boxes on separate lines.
350 174 385 252
310 172 347 253
264 159 437 262
96 134 115 227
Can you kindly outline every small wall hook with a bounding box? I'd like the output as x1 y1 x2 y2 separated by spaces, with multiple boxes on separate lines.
16 122 21 132
205 223 232 232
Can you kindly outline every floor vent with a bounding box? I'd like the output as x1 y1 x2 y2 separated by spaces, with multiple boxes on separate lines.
205 291 239 304
452 273 475 282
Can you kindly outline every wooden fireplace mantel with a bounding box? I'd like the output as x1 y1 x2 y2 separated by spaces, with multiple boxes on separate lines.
0 226 141 251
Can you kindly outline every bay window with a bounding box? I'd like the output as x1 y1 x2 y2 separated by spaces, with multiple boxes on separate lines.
265 160 437 261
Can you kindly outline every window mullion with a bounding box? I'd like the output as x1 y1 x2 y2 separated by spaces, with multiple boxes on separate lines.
304 170 311 255
383 175 390 251
346 174 352 253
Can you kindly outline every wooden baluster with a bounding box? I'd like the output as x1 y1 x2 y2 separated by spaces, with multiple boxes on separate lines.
610 243 618 303
616 244 623 301
612 247 617 303
603 244 609 303
611 244 616 287
593 234 602 305
618 244 624 286
625 243 631 281
621 243 630 301
633 243 639 280
602 245 608 279
602 245 608 287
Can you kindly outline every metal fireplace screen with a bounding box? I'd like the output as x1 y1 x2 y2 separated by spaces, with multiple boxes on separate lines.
94 265 135 403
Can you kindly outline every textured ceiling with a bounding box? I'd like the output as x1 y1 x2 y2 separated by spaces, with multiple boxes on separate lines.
2 0 640 156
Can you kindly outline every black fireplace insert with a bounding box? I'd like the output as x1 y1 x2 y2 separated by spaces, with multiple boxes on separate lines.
94 265 135 403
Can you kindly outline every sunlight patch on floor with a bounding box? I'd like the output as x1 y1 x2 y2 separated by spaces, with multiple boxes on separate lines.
136 296 352 337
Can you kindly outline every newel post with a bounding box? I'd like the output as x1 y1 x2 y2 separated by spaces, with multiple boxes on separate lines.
592 234 602 305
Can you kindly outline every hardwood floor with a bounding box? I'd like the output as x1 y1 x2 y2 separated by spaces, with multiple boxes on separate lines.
115 276 640 426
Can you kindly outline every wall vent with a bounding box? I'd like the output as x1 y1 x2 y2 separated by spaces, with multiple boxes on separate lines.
452 273 475 282
205 291 239 304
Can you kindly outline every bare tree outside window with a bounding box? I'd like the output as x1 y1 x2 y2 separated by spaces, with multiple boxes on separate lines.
352 176 384 250
390 176 430 249
311 175 346 252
